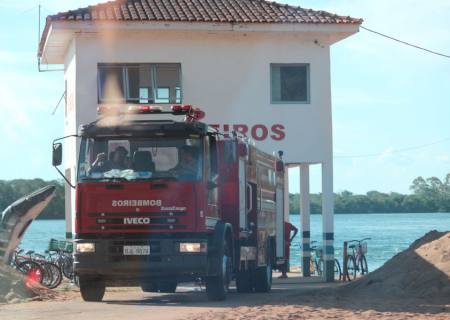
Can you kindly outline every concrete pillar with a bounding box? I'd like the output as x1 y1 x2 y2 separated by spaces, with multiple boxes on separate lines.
283 167 289 267
283 167 290 222
300 164 311 277
64 169 72 240
321 161 334 282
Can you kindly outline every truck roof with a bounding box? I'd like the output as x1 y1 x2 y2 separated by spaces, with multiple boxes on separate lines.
79 119 209 138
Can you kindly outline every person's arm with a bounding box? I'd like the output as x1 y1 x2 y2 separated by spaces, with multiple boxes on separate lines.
92 153 106 167
289 224 298 242
90 153 107 174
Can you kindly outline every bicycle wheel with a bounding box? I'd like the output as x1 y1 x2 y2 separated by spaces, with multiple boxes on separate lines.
334 259 342 281
62 256 74 279
42 262 63 289
17 261 44 284
360 255 368 275
345 255 356 280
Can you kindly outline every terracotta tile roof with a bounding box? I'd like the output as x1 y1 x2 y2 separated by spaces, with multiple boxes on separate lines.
47 0 362 25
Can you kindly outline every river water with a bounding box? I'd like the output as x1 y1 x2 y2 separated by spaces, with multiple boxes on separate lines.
20 213 450 271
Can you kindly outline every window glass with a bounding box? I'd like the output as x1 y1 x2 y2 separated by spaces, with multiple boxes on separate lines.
139 88 149 104
78 137 202 181
126 67 140 100
98 64 180 104
155 88 170 103
98 66 125 102
154 64 181 104
271 64 309 103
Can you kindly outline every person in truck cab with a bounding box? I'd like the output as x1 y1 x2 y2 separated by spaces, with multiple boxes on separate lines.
170 146 198 180
91 146 129 173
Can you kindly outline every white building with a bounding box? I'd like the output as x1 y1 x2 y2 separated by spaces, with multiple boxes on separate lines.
39 0 361 281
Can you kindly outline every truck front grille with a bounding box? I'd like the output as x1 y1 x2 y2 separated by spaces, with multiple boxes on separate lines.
86 211 188 231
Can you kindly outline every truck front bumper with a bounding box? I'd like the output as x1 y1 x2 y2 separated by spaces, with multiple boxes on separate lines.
74 236 210 283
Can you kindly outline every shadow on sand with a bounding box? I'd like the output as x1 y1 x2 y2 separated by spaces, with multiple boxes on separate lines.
105 232 450 316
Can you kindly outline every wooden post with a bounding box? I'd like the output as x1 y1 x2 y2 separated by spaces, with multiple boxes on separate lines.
343 241 348 281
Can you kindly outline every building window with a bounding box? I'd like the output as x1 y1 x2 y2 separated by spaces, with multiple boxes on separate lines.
98 63 181 104
270 64 309 104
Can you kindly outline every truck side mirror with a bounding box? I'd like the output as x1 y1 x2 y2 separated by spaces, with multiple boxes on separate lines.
53 143 63 166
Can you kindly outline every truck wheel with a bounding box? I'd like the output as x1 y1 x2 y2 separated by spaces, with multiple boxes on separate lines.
236 270 252 293
79 277 106 302
158 281 177 293
206 241 232 301
141 282 159 292
253 263 272 293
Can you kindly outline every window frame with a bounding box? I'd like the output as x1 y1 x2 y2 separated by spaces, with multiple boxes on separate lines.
270 63 310 105
97 63 182 105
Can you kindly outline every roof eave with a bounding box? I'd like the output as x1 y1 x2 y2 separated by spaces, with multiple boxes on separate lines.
39 19 361 64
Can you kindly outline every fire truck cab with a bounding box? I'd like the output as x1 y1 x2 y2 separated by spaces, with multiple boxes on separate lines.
52 105 286 301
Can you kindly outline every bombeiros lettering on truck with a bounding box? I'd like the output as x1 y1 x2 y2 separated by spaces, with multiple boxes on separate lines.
112 199 162 207
52 104 287 302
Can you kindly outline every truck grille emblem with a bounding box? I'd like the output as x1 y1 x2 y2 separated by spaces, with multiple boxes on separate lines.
123 217 151 225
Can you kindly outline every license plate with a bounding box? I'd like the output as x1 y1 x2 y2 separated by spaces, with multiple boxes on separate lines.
123 245 150 255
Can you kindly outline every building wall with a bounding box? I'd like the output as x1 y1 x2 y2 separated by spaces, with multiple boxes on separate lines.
74 30 332 163
65 29 333 236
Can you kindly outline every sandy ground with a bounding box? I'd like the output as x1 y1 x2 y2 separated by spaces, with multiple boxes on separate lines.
2 231 449 320
1 273 449 320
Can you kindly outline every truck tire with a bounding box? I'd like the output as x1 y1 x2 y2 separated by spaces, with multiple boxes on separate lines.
206 241 232 301
79 277 106 302
253 263 272 292
236 270 252 293
158 281 177 293
141 282 159 292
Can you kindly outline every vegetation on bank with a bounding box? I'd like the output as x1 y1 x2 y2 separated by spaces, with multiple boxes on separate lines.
0 173 449 219
290 173 450 214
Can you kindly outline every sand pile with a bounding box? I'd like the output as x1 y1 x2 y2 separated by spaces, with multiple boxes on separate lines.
0 263 57 304
341 230 450 299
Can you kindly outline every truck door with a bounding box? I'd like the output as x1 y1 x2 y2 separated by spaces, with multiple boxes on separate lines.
205 135 219 228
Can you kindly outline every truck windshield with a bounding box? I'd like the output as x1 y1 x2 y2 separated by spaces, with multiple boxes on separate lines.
78 137 203 182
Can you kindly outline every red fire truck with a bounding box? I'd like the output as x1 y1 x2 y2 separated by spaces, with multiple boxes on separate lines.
52 105 286 302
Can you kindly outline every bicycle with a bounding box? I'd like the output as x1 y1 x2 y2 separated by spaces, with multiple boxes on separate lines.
47 238 74 280
30 251 63 289
11 249 45 285
309 241 342 280
12 248 64 289
46 249 74 280
345 238 371 280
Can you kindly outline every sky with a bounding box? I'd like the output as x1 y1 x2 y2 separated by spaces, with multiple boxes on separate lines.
0 0 449 194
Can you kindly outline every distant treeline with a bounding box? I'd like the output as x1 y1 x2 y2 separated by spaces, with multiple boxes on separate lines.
0 173 449 219
290 173 450 214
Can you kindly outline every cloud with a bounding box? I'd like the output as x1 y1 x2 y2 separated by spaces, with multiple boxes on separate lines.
436 154 450 163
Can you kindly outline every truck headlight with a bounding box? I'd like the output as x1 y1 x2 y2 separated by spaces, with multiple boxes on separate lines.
179 242 207 253
76 243 95 253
